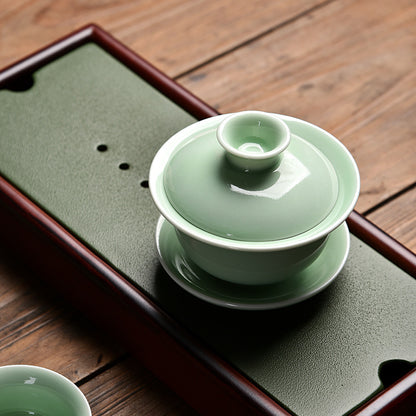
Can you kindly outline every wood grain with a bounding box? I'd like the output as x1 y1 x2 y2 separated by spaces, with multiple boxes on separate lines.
178 0 416 213
81 358 197 415
368 186 416 254
0 0 327 76
0 248 117 380
0 244 196 413
0 0 415 414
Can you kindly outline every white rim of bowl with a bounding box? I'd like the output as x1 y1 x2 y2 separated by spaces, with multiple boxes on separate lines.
149 113 360 252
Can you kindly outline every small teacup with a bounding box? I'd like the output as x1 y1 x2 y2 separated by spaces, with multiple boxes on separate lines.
0 365 91 416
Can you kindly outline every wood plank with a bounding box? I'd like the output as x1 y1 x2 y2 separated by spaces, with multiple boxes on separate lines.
0 246 117 380
335 71 416 211
0 0 328 77
80 358 198 416
368 187 416 254
179 0 416 213
0 1 414 414
0 246 197 414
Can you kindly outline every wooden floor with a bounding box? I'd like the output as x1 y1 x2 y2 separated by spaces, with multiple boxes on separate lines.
0 0 415 414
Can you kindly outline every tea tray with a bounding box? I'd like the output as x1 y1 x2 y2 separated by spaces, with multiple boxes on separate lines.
0 25 415 416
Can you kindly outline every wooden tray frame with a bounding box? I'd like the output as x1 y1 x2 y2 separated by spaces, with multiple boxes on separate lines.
0 24 415 416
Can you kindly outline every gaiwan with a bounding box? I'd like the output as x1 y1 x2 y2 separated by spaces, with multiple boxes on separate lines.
149 111 359 305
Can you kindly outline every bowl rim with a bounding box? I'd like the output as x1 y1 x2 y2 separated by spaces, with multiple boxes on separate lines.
149 113 360 252
0 364 91 415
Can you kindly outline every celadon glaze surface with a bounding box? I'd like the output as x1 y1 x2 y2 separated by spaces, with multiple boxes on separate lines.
0 44 415 416
175 223 328 284
216 111 291 172
0 365 90 416
163 123 339 241
151 112 359 284
150 114 359 251
157 217 349 308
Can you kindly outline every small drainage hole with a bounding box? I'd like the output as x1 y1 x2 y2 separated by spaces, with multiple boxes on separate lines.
378 359 415 388
3 73 35 92
96 144 108 152
119 163 130 170
140 180 149 188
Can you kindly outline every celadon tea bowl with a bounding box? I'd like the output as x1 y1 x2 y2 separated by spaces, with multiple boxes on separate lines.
0 365 91 416
149 111 359 285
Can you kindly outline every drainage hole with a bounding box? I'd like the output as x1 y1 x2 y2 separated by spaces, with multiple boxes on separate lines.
140 180 149 188
378 359 415 388
119 163 130 170
96 144 108 152
3 73 35 92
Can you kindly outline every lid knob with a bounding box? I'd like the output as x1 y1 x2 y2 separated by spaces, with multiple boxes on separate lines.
216 111 290 171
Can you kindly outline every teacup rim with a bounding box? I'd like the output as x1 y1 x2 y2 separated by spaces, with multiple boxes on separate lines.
0 364 91 416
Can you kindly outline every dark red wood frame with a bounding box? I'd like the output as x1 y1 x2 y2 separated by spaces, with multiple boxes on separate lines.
0 24 415 416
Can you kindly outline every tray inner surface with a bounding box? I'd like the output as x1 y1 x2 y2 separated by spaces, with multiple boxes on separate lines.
1 43 415 416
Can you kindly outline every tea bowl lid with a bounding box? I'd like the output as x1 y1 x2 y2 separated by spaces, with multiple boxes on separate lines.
149 111 359 250
161 111 339 242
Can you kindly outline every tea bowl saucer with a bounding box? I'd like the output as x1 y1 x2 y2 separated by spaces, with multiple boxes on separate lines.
156 217 350 310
